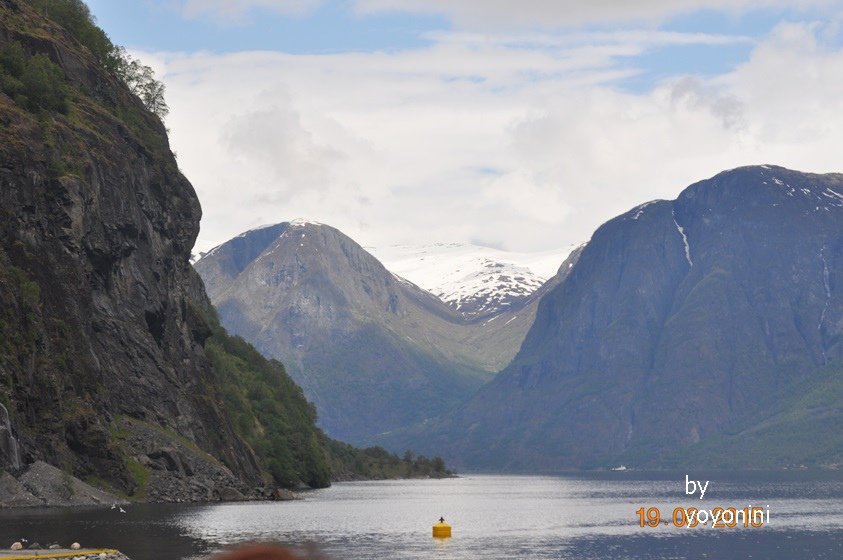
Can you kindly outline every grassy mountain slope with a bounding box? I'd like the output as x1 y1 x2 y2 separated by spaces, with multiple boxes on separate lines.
662 360 843 469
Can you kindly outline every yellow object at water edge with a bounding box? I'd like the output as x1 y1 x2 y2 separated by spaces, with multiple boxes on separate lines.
433 521 452 538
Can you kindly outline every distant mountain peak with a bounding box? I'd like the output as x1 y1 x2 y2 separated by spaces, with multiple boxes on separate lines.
369 242 576 320
625 200 666 221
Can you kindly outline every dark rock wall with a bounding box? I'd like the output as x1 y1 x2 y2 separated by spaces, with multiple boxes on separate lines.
0 2 261 493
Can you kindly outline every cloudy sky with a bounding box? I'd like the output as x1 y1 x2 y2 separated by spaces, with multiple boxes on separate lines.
87 0 843 255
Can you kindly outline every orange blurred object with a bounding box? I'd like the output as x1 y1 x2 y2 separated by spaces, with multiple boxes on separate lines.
212 544 305 560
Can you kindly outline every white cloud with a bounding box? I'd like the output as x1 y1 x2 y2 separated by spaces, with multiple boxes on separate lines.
356 0 835 27
150 22 843 256
181 0 320 21
223 91 345 196
669 76 746 130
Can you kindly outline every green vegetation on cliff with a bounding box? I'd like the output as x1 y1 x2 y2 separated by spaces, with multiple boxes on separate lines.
0 41 68 113
23 0 114 65
205 316 333 488
19 0 168 118
203 308 454 487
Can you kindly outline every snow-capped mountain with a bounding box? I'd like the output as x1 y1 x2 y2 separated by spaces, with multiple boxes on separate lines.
369 243 576 320
196 220 586 444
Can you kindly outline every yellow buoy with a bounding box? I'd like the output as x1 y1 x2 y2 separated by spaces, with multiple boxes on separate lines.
433 516 452 538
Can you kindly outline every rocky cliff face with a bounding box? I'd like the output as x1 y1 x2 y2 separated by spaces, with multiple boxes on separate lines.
0 1 263 498
0 404 21 472
389 166 843 470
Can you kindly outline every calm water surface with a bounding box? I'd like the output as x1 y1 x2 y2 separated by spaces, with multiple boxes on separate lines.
1 472 841 559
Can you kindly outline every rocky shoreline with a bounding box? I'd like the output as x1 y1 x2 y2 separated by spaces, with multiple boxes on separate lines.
1 451 453 509
0 459 300 509
2 410 302 509
0 462 127 508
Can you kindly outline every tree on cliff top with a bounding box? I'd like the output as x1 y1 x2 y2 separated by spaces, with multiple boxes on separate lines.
23 0 169 119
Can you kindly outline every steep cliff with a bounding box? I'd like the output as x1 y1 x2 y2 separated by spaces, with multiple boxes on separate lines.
0 0 288 498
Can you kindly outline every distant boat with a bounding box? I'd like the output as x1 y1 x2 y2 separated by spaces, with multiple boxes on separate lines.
611 465 627 471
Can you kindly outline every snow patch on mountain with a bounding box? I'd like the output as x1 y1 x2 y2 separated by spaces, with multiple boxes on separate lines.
369 242 574 319
759 170 843 210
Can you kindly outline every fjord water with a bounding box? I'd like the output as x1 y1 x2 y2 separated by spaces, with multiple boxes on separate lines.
1 473 841 560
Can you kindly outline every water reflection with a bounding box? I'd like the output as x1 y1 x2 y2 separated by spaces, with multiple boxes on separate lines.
1 472 841 560
0 503 210 558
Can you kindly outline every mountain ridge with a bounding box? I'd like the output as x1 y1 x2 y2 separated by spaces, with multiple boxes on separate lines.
378 165 843 470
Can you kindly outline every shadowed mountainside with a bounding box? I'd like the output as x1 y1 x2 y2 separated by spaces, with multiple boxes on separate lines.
379 166 843 470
